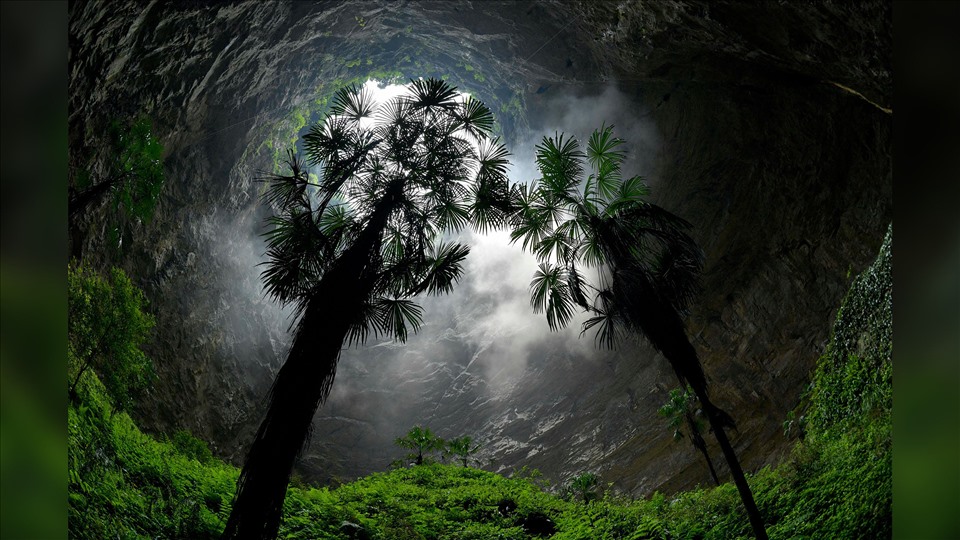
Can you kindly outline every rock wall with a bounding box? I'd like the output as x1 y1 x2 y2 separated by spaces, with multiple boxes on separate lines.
68 0 891 495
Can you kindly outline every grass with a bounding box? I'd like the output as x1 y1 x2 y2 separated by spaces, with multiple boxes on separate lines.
67 228 892 538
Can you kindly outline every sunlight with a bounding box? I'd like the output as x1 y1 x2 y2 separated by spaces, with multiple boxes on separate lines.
356 78 472 129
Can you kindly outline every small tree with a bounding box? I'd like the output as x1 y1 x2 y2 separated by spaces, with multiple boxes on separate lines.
67 261 155 411
659 387 721 486
394 426 445 466
69 116 165 246
562 472 600 504
444 436 482 467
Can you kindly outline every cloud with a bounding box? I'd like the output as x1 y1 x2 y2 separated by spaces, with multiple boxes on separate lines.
217 80 664 481
523 83 662 186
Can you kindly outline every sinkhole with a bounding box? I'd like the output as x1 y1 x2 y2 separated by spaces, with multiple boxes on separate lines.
68 0 892 496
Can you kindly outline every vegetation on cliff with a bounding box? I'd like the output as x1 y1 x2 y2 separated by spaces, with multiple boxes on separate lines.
68 116 165 250
508 125 766 538
67 227 891 538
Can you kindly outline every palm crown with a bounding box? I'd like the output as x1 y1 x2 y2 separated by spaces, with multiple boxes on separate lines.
658 386 705 441
261 78 511 343
225 79 511 539
510 125 702 351
509 126 768 539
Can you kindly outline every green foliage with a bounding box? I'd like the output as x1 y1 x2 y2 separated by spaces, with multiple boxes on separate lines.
260 78 511 335
68 374 239 539
66 228 891 539
499 93 523 116
561 473 600 504
281 464 565 540
658 387 702 441
171 430 215 465
395 426 446 466
807 225 892 438
509 124 701 345
68 261 155 412
70 116 165 249
444 436 483 467
108 116 165 223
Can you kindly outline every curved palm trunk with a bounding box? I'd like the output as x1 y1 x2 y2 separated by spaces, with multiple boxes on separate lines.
700 395 768 539
631 299 768 539
687 415 721 486
223 184 401 539
673 357 768 539
221 299 353 539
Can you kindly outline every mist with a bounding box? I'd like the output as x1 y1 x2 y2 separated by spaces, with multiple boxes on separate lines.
219 82 666 481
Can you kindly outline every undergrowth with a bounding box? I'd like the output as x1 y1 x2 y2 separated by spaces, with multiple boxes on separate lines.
67 227 892 538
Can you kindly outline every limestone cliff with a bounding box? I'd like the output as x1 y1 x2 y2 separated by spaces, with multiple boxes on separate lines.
68 0 891 495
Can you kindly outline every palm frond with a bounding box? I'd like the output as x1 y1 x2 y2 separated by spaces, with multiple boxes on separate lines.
536 187 571 231
343 297 381 347
381 225 407 263
372 297 424 343
303 116 349 165
260 207 332 303
536 133 584 199
533 231 572 264
603 175 650 215
330 83 376 122
476 137 510 178
406 78 460 112
432 200 468 232
317 203 354 236
579 227 606 267
508 183 552 251
469 172 510 233
587 125 626 201
259 150 311 211
581 288 623 349
407 242 470 296
456 96 495 140
260 245 314 306
530 263 576 331
565 263 591 310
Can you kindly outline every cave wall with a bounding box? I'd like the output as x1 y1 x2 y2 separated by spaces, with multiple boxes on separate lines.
68 0 891 495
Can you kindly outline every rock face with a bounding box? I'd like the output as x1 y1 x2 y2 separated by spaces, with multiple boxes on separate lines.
68 0 891 495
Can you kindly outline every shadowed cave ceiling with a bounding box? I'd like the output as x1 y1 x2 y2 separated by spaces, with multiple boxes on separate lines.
68 0 891 495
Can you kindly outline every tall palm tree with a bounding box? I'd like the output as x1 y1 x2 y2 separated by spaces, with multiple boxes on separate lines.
223 79 511 539
659 387 721 486
509 125 768 539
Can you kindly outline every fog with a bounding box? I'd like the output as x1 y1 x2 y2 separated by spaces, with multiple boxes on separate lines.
225 80 665 480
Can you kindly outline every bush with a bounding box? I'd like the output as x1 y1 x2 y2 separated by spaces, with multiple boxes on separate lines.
66 227 892 538
68 262 154 411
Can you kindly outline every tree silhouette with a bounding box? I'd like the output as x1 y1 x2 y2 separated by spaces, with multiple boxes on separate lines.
222 79 511 539
395 426 446 466
509 125 768 539
659 387 721 486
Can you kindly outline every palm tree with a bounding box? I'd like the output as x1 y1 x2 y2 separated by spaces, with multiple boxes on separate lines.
659 387 721 486
444 435 482 467
563 472 601 504
222 79 511 539
509 125 768 539
395 425 446 466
